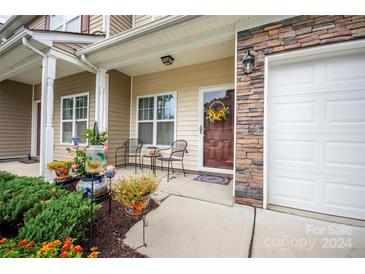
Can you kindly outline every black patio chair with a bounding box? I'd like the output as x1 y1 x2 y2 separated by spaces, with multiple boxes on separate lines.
157 140 188 182
115 138 143 173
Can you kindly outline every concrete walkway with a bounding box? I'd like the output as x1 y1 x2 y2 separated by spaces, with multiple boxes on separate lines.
125 195 254 257
125 195 365 258
0 161 40 177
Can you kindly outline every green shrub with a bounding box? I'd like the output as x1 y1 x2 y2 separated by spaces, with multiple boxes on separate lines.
19 191 99 242
0 171 16 184
0 174 66 225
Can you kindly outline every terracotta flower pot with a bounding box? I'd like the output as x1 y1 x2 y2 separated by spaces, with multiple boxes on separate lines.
123 195 150 216
54 166 71 180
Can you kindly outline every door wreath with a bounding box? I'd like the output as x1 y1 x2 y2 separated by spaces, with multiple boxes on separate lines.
205 100 230 123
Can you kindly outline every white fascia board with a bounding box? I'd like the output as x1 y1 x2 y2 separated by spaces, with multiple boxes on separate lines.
76 15 200 56
0 54 41 82
236 15 295 32
31 31 105 45
100 24 235 70
48 48 96 73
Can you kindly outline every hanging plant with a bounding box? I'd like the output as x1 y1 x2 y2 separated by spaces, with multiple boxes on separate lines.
205 100 230 123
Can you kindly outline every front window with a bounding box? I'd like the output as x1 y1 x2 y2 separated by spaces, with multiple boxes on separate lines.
50 15 80 32
61 93 88 144
137 93 176 146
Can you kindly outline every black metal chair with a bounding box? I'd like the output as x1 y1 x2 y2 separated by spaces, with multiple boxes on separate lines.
115 138 143 173
157 140 188 182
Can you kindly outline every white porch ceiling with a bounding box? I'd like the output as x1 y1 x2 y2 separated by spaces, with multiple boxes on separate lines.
9 58 85 85
117 39 234 76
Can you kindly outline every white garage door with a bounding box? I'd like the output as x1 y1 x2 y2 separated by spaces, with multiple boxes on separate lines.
268 51 365 220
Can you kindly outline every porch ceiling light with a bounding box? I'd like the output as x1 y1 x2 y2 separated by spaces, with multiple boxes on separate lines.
161 55 174 66
242 50 255 74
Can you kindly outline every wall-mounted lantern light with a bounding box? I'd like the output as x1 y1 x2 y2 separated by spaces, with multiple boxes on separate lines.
242 50 255 74
161 55 174 66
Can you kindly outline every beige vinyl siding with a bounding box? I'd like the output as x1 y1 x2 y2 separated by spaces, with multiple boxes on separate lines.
131 57 234 171
53 42 91 54
26 16 46 30
135 15 153 28
107 70 131 165
89 15 104 34
0 80 32 158
109 16 132 36
53 72 96 161
134 15 165 28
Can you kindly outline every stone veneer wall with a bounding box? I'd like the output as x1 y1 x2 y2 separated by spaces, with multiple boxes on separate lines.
235 15 365 207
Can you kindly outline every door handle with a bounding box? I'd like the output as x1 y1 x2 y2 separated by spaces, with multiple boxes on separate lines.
199 125 203 134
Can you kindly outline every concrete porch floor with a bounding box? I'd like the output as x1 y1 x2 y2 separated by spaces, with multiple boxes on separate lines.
0 161 40 177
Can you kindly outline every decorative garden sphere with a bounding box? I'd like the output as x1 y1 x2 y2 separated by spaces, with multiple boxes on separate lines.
105 165 116 178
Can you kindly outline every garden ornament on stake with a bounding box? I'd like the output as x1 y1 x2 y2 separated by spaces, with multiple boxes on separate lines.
105 165 116 215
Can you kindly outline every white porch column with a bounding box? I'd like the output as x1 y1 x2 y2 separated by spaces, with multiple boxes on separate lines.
39 55 56 181
95 69 108 131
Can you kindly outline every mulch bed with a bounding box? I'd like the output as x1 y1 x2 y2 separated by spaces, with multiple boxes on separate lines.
90 198 159 258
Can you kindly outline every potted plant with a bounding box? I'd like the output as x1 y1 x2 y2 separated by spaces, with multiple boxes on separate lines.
47 160 73 180
111 173 159 216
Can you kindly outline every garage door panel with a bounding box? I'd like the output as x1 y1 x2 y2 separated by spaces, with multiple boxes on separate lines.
323 181 365 220
325 54 365 85
268 51 365 220
270 175 316 204
271 139 316 164
324 141 365 168
325 98 365 125
270 62 317 93
270 101 316 125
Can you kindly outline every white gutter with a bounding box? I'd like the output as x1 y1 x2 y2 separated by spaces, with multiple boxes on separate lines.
22 37 48 178
0 15 37 40
76 15 200 56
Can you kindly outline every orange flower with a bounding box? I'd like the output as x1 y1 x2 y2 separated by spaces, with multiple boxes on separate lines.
87 251 98 258
90 246 98 252
60 252 68 258
25 241 35 248
73 245 83 253
41 241 48 246
64 236 73 243
18 239 28 246
61 242 71 251
47 242 55 248
52 240 62 245
0 238 7 244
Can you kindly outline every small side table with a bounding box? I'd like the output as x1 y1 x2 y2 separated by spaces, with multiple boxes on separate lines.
142 154 160 175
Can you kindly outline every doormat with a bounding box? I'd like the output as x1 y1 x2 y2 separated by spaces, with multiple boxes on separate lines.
18 159 39 164
194 175 231 185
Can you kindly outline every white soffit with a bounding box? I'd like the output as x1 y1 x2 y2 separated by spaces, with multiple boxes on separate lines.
9 58 85 85
117 39 234 76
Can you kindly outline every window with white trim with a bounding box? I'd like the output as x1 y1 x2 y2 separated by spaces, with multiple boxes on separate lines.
50 15 80 32
61 93 88 144
137 93 176 146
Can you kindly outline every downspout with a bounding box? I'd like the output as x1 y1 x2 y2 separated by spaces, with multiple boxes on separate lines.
22 37 48 178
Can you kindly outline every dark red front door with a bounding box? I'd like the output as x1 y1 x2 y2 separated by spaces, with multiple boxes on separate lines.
36 102 41 156
203 89 234 170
